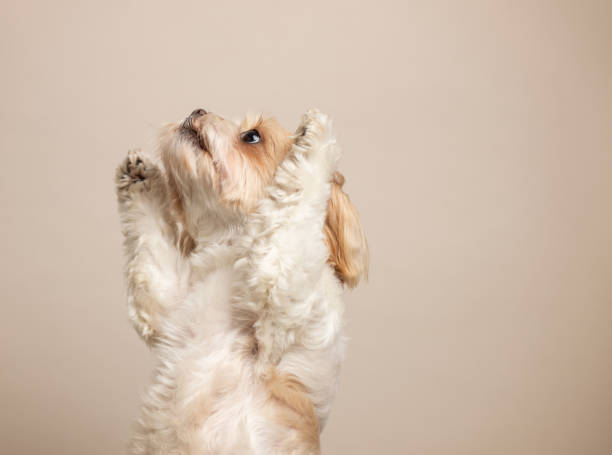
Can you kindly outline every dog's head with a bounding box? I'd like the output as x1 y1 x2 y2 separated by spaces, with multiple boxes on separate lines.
160 108 368 287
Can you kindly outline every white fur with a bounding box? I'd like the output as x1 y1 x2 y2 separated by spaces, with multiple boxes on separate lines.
116 110 345 454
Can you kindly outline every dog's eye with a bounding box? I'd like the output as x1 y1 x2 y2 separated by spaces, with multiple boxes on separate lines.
241 129 261 144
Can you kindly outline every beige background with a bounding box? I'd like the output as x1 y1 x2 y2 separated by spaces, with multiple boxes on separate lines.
1 1 611 453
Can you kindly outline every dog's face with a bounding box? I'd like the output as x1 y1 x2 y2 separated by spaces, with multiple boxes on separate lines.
161 109 292 216
160 108 368 287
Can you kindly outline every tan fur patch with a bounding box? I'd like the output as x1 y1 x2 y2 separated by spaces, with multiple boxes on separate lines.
264 369 321 454
178 230 195 256
228 116 293 211
324 172 369 288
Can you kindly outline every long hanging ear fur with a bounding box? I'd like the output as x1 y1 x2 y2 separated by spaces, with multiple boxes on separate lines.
324 172 369 288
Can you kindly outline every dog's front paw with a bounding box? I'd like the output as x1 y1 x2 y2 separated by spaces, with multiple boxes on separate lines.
294 108 333 147
116 149 161 199
290 109 341 182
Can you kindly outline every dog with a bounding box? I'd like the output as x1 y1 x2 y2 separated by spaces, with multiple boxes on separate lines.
115 108 368 454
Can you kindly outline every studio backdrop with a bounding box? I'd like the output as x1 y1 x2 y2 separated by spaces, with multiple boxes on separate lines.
1 1 611 454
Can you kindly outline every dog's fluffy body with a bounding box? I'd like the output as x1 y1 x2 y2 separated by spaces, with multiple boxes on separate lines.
115 110 367 454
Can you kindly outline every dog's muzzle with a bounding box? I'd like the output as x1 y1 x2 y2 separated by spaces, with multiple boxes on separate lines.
180 108 208 150
181 108 207 130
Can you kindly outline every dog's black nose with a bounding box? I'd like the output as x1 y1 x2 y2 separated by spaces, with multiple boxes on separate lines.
182 109 207 130
190 108 207 118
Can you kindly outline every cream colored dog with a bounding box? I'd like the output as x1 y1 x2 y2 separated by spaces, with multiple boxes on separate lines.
115 108 368 454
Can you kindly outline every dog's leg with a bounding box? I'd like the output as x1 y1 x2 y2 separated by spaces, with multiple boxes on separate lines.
116 149 187 345
234 109 342 364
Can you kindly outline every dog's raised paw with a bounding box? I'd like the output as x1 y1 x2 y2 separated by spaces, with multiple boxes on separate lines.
289 109 340 182
295 108 331 143
116 149 159 196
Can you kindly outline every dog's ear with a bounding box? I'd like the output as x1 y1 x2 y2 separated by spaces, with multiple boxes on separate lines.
324 172 369 288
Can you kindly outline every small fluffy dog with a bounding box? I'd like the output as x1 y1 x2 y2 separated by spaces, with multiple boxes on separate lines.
115 108 368 454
